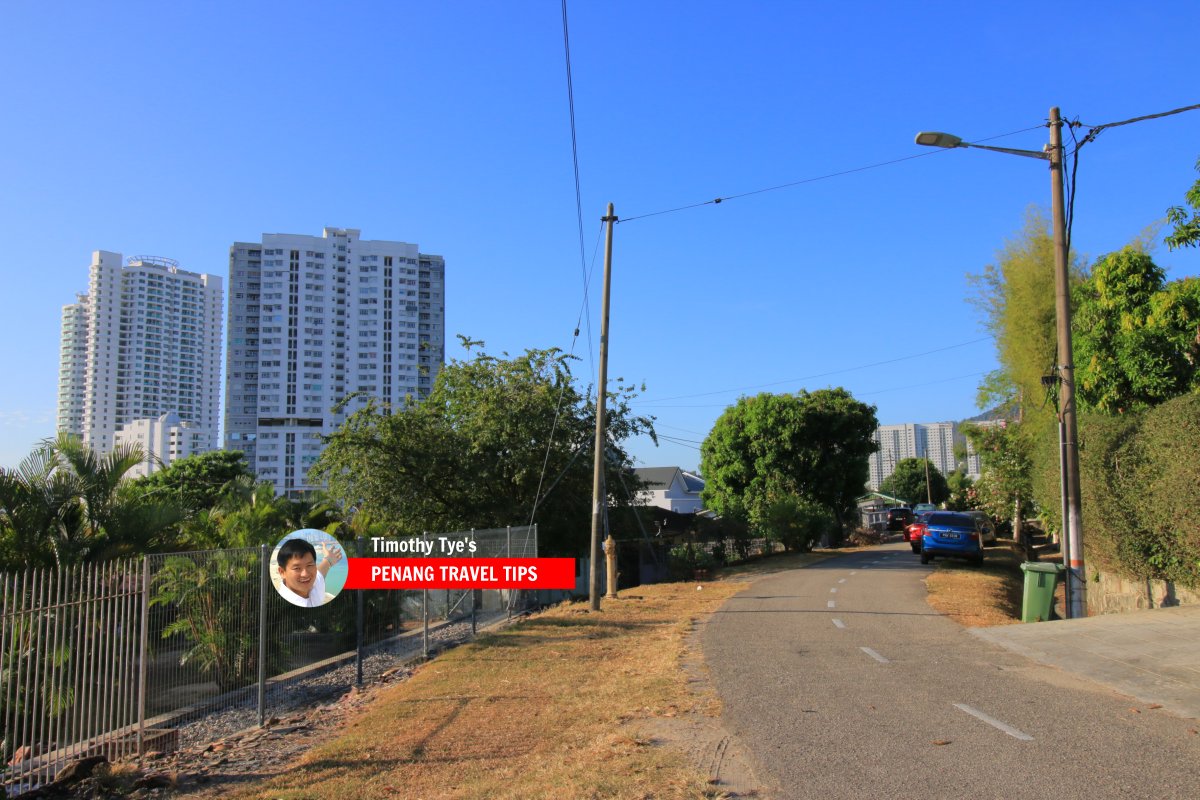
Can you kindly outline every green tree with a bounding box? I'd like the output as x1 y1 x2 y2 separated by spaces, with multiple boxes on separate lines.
962 422 1034 535
699 388 878 536
758 495 833 552
133 450 254 516
967 209 1083 423
945 470 976 511
879 458 949 507
312 341 654 556
0 435 178 567
1166 157 1200 250
1073 246 1200 413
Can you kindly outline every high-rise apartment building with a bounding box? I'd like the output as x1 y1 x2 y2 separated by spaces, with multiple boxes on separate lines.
868 423 919 491
867 421 962 491
57 251 223 464
225 228 446 495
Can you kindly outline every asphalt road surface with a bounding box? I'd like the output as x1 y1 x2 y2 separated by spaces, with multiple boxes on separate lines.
702 542 1200 799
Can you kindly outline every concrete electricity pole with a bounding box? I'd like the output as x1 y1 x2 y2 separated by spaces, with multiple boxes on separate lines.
1048 108 1087 618
915 108 1087 618
589 203 616 611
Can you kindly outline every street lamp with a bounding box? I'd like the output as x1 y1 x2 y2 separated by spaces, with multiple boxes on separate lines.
915 108 1086 619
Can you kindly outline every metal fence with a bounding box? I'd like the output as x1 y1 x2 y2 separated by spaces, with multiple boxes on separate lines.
0 562 147 793
1 524 537 793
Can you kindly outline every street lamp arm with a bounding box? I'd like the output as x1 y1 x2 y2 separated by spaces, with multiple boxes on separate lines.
963 142 1050 161
914 131 1049 160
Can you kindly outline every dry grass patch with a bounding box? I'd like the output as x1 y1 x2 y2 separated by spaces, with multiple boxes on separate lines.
717 549 838 581
226 580 749 800
925 542 1025 627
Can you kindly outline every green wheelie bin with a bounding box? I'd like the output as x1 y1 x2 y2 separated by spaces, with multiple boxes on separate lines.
1020 561 1065 622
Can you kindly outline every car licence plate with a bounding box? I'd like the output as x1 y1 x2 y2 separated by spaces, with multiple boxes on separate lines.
938 532 961 540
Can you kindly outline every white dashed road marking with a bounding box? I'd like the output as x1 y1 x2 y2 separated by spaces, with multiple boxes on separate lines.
827 600 836 608
830 588 838 593
953 704 1035 741
838 578 846 584
831 619 846 629
860 647 890 664
849 571 857 575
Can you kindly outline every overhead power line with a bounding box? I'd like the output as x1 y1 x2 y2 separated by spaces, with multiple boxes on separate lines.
618 124 1047 224
1075 101 1200 146
635 336 994 406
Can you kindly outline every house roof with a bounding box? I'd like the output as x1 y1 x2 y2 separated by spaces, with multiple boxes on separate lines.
680 471 705 493
856 491 908 507
634 466 682 490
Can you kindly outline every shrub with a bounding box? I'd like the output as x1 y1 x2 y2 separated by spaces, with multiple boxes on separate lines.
1076 394 1200 589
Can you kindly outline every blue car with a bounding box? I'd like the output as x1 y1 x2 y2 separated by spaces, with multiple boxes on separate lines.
920 511 984 566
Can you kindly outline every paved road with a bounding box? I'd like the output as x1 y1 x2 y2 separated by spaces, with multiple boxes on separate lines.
702 542 1200 799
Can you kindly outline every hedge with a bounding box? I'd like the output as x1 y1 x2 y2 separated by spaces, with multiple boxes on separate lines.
1073 393 1200 589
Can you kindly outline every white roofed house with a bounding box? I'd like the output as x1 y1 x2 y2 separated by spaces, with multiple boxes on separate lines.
633 467 705 514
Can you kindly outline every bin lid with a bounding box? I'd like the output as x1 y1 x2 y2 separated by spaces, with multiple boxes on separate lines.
1021 561 1066 573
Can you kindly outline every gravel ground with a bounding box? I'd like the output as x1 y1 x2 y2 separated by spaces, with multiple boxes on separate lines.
11 618 511 796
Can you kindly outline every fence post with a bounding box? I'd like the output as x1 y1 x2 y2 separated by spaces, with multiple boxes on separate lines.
506 526 513 620
422 532 429 659
355 537 364 688
470 529 477 636
258 543 268 727
138 557 150 759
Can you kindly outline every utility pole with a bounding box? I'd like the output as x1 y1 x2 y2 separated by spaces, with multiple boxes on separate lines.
1049 107 1087 618
924 456 933 504
589 203 616 611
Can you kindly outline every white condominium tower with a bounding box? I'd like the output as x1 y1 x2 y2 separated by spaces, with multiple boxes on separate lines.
225 228 446 495
58 251 223 461
867 421 960 491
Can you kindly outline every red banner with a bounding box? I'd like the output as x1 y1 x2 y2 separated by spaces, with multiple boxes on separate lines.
342 558 576 590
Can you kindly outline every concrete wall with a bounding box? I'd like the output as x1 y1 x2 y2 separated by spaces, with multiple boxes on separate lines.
1087 569 1200 616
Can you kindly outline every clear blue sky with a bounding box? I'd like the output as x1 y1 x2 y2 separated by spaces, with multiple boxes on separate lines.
2 1 1198 473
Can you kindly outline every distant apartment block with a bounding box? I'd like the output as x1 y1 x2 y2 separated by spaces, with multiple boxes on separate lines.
225 228 446 495
57 251 223 468
867 421 961 491
114 411 213 479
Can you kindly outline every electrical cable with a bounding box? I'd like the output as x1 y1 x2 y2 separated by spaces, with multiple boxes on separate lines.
528 1 603 526
618 124 1047 224
529 221 605 525
641 371 990 410
560 0 595 371
635 336 993 405
1076 102 1200 146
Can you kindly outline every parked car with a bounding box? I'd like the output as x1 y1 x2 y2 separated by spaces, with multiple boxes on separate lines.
905 511 934 553
920 511 984 566
886 507 914 531
913 502 938 515
964 510 997 546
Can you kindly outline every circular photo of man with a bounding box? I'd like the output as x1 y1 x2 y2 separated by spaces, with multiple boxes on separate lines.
271 529 348 607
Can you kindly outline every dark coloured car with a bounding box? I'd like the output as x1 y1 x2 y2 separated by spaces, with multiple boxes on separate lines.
920 511 984 566
886 507 914 531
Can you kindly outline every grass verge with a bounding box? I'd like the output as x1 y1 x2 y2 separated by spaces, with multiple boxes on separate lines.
225 579 758 800
925 541 1025 627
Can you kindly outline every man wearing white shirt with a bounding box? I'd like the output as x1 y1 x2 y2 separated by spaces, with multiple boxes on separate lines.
276 538 343 607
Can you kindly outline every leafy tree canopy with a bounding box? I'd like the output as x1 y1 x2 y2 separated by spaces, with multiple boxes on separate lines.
133 450 255 515
1166 157 1200 250
962 422 1034 525
311 340 654 556
699 388 877 531
1073 246 1200 413
879 457 949 507
967 209 1085 424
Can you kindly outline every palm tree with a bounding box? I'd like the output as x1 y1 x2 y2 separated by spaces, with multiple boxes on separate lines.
0 435 178 567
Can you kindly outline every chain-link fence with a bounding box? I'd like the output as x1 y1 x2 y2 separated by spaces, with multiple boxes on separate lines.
1 524 537 794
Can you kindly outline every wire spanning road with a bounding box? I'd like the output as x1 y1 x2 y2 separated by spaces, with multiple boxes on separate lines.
701 543 1200 799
